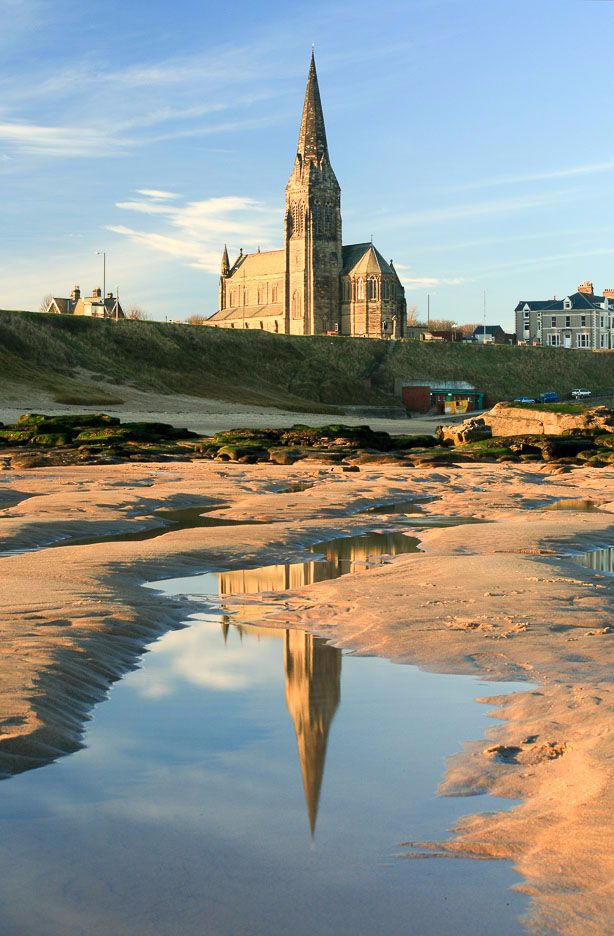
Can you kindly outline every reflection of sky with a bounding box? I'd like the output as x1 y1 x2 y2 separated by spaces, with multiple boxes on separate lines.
0 602 529 936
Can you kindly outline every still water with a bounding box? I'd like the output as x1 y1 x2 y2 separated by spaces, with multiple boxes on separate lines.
0 531 530 936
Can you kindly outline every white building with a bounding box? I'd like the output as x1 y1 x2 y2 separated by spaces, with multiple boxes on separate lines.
515 281 613 349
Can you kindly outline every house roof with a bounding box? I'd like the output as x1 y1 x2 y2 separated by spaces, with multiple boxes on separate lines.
472 324 510 336
516 291 608 313
341 243 395 276
48 297 73 314
228 249 285 278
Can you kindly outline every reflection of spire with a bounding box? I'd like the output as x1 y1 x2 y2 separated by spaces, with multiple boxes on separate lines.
284 630 341 837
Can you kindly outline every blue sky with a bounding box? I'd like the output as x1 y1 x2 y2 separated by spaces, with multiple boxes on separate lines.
1 0 613 328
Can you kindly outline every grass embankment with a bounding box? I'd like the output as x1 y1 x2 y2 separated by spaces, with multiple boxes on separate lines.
0 310 612 411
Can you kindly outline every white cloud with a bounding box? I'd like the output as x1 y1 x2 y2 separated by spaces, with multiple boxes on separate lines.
109 190 279 273
137 189 179 200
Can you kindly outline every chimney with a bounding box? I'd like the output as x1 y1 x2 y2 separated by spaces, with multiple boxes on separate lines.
70 285 81 301
577 280 594 295
107 292 113 299
93 287 102 298
603 288 614 299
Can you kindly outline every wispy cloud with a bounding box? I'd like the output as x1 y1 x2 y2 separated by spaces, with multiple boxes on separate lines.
452 161 614 192
109 191 279 273
385 189 574 228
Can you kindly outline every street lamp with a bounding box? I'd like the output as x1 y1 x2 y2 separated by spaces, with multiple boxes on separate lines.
96 250 106 304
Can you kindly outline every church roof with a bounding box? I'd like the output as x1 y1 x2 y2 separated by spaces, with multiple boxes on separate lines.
297 51 329 164
228 249 285 278
207 303 282 322
342 243 395 276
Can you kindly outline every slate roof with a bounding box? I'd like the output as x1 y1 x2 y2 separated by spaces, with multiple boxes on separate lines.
341 243 395 276
472 325 512 337
515 292 608 313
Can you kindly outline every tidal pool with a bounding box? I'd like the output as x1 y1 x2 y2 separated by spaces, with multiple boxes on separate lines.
0 530 530 935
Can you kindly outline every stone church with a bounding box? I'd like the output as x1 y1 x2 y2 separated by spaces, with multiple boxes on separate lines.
206 52 407 338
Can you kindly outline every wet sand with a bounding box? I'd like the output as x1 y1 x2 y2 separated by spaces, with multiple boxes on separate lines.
0 459 612 934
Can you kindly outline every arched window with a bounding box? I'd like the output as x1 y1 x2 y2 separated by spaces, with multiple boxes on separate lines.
257 285 264 305
325 204 333 235
356 278 365 301
272 283 278 303
243 287 248 306
292 202 304 237
291 289 302 319
367 277 378 300
259 321 264 330
274 320 279 333
383 281 390 300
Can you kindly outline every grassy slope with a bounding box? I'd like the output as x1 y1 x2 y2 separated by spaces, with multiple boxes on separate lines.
0 310 612 411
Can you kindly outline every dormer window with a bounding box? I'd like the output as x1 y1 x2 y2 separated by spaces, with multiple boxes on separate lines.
563 298 572 310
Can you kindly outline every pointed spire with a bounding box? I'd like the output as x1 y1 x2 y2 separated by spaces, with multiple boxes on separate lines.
284 630 341 837
221 244 230 276
296 50 329 164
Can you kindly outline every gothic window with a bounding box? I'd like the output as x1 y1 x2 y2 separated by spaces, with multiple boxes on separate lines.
356 278 365 301
243 287 249 306
257 285 265 304
274 320 279 333
259 321 264 330
291 289 302 319
325 203 333 235
383 281 390 300
342 279 351 301
292 202 304 237
272 283 278 303
367 277 378 300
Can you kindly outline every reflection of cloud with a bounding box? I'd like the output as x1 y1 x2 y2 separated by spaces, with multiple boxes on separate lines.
132 616 280 698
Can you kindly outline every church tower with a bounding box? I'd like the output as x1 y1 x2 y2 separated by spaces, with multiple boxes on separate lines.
284 52 342 335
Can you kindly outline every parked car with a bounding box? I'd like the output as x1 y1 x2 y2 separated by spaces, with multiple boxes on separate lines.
570 388 591 399
513 396 536 403
537 392 559 403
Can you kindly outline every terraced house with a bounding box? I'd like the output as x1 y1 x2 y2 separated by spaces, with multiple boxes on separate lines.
206 52 407 338
515 281 614 349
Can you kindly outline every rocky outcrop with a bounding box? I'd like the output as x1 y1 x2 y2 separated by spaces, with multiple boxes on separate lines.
438 404 614 444
482 403 614 437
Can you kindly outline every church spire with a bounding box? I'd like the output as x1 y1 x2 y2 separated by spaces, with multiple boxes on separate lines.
296 50 329 164
221 243 230 276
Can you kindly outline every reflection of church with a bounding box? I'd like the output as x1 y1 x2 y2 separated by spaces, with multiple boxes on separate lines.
284 630 341 836
218 559 342 836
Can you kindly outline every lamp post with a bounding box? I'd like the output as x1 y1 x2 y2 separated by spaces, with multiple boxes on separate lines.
96 250 106 306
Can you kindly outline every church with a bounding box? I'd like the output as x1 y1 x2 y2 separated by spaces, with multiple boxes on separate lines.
206 52 407 338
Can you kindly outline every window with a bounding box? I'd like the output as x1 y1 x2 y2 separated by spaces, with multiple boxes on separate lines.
383 281 390 300
581 315 586 327
563 298 572 310
523 310 530 318
565 316 571 328
259 321 264 330
272 284 278 303
577 333 590 348
291 290 302 319
325 204 333 235
291 202 304 237
367 277 378 300
356 278 365 300
257 286 264 304
548 333 561 347
274 320 279 333
551 316 557 328
342 279 351 301
600 334 608 348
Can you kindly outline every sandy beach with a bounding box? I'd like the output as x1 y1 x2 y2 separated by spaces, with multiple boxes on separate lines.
0 457 612 934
